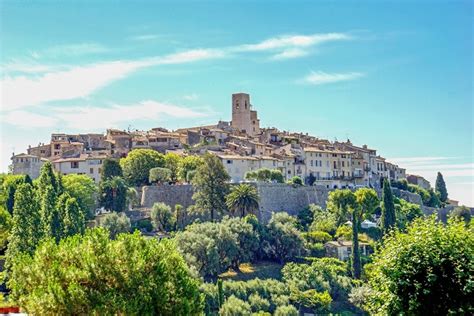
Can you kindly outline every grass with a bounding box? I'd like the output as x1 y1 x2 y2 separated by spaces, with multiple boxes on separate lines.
219 261 284 281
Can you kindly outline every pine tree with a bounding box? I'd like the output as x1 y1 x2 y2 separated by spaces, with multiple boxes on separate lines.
435 172 448 203
352 207 361 279
58 193 85 238
39 185 61 241
382 178 396 232
192 153 230 221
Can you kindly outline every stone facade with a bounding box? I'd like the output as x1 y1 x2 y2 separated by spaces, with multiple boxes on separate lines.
141 184 195 209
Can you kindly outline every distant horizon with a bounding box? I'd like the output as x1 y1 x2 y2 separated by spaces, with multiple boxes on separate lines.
1 1 472 205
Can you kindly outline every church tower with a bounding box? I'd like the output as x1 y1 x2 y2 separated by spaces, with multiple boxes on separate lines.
231 93 260 136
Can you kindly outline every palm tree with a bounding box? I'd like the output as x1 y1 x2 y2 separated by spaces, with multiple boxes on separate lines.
225 184 260 218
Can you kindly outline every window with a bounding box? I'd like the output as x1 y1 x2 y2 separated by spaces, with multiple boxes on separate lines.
71 161 79 169
310 160 313 167
245 100 248 109
235 102 240 109
342 161 345 167
333 161 337 169
227 160 233 164
54 144 60 150
90 168 94 174
40 150 45 154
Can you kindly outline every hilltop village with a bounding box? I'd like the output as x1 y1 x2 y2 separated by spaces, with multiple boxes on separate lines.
11 92 430 190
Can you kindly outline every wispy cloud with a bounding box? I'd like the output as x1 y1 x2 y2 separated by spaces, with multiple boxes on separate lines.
271 48 308 60
1 61 147 111
2 100 209 130
302 71 365 85
1 32 354 110
130 34 160 41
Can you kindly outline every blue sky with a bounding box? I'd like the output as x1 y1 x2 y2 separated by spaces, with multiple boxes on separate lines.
1 1 473 205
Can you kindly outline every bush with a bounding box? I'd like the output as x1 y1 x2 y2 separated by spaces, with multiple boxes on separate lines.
150 202 176 232
248 293 271 312
365 217 473 314
134 219 153 232
274 305 298 316
97 212 131 239
219 295 251 316
149 167 172 184
306 242 326 257
304 231 332 243
289 176 303 186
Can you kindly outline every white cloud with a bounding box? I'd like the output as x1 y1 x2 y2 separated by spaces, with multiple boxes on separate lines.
2 100 209 130
1 32 354 110
271 48 308 60
236 33 352 52
1 61 147 111
2 110 58 128
302 71 364 85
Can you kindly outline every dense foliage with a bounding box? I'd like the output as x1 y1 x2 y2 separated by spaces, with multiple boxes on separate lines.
151 202 176 232
245 168 284 183
62 174 97 219
120 149 165 186
97 212 131 239
364 217 473 315
100 158 123 180
8 229 203 314
381 178 396 232
435 171 448 203
149 167 172 184
98 176 128 212
192 153 230 221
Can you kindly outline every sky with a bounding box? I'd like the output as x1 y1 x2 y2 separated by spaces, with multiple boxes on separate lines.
0 1 473 205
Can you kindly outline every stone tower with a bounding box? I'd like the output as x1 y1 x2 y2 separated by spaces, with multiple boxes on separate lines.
231 93 260 136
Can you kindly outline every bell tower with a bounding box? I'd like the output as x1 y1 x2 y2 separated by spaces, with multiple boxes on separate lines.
232 93 259 136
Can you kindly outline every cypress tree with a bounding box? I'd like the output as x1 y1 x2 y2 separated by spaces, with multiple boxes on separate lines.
58 193 85 238
101 158 123 181
6 183 40 258
435 172 448 203
351 207 361 279
382 178 396 232
37 161 59 194
39 185 61 241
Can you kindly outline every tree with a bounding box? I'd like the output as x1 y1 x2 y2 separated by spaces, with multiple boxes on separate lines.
270 169 284 183
0 206 12 252
101 158 123 181
221 217 260 269
178 155 204 182
450 206 471 224
149 167 172 184
39 185 61 241
289 176 303 186
98 176 128 212
351 208 361 279
427 188 441 208
164 153 182 182
326 189 357 226
7 229 203 314
354 188 379 220
150 202 176 232
225 184 259 218
6 183 41 261
1 175 31 214
274 305 298 316
266 212 305 263
57 193 85 238
435 172 448 203
36 161 60 195
365 217 473 315
97 212 131 238
120 149 165 186
381 179 396 233
62 174 97 219
192 153 230 221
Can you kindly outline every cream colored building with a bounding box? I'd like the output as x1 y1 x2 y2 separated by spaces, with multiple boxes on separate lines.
53 154 107 183
10 153 46 179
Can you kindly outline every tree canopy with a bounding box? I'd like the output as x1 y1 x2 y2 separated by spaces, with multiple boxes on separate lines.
364 217 473 315
120 149 165 186
8 228 203 314
192 153 230 221
226 184 260 218
101 158 123 180
435 171 448 203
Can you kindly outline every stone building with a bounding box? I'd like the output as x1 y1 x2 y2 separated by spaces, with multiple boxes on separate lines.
10 153 46 179
407 174 431 190
231 93 260 137
53 154 107 183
